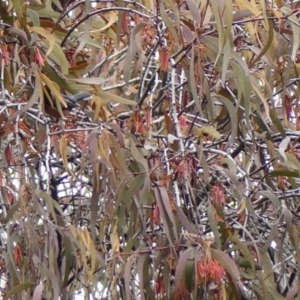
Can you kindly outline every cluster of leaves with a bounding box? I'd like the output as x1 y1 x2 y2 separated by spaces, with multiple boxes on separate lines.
1 0 300 299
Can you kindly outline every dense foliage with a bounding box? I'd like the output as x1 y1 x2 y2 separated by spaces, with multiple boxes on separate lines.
1 0 300 299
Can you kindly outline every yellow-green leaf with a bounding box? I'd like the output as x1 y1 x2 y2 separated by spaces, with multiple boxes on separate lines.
30 27 56 57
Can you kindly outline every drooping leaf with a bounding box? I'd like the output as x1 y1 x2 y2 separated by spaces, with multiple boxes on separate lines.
5 282 35 299
174 248 194 289
280 7 300 62
30 27 56 57
211 248 244 295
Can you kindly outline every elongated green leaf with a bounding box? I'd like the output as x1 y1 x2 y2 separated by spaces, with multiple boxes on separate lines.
70 77 107 85
72 3 92 59
62 235 74 287
209 0 224 65
189 45 201 113
123 23 146 83
30 27 55 56
269 169 299 177
125 255 136 300
51 43 69 75
283 207 298 249
26 8 40 26
265 284 285 300
213 94 238 148
10 0 23 22
9 64 42 121
116 0 124 46
7 27 28 45
280 7 300 61
3 201 20 224
258 191 280 207
160 3 180 46
137 252 148 300
98 91 136 106
34 7 63 19
155 187 176 247
286 153 300 176
251 20 273 66
40 73 67 108
175 248 194 288
219 157 237 174
229 59 250 108
207 202 222 249
5 282 35 299
230 235 255 273
199 126 221 140
270 107 286 137
211 248 243 292
158 185 178 241
221 39 231 85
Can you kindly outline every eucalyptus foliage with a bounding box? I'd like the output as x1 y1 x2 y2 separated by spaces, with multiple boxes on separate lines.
0 0 300 299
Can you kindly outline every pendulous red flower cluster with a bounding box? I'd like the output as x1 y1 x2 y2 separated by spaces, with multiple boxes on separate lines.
196 257 225 286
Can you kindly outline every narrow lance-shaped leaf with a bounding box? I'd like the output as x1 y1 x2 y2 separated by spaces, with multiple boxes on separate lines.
154 187 177 250
174 248 194 289
213 94 238 148
209 0 224 65
211 248 244 295
9 64 42 122
207 202 222 249
280 7 300 62
30 27 56 57
160 3 180 46
5 282 36 300
137 252 148 300
230 235 255 273
125 255 136 300
123 23 147 83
